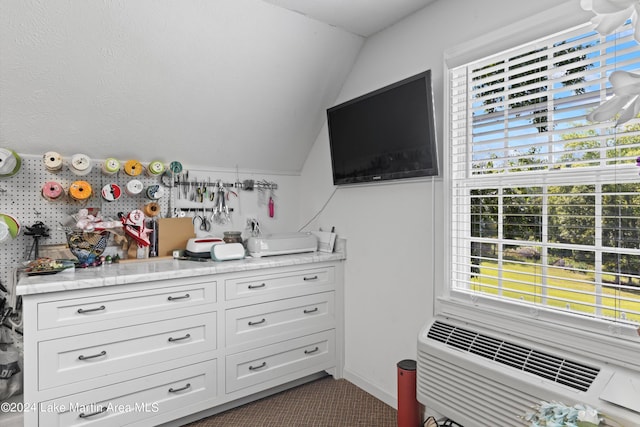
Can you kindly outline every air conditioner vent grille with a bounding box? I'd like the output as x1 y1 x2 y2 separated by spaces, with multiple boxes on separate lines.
426 320 600 392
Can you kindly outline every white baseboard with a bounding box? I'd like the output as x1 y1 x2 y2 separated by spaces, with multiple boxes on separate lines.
342 368 397 410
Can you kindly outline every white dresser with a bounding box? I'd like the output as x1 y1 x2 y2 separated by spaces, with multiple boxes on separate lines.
17 250 344 427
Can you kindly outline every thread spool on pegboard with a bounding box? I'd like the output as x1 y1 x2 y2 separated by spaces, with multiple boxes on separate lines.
143 202 160 217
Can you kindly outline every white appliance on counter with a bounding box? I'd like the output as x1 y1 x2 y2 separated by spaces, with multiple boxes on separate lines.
246 232 317 258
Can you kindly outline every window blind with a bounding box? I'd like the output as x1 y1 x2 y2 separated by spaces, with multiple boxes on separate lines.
449 22 640 327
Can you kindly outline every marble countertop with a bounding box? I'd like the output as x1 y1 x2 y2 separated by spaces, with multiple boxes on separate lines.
17 249 346 296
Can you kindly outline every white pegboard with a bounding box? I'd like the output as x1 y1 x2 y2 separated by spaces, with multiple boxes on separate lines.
0 154 290 303
0 154 171 293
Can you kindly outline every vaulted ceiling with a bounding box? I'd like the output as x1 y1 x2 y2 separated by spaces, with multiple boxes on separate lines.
262 0 437 37
0 0 435 173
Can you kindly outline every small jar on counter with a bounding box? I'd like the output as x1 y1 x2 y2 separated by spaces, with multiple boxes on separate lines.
223 231 243 244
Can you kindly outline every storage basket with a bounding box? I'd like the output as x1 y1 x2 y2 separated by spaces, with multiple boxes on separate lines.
66 231 109 264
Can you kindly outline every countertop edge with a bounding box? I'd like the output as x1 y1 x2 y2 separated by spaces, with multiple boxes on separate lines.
17 250 346 296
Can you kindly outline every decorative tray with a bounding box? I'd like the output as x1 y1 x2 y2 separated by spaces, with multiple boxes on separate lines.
21 258 75 276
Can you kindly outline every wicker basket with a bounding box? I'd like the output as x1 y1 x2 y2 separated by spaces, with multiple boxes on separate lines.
66 231 109 264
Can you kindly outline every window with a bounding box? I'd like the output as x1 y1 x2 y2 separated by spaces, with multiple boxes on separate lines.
448 20 640 335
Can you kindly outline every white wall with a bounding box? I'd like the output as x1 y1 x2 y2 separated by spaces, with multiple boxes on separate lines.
299 0 569 406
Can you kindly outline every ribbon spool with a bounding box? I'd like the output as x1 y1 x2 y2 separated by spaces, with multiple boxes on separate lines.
169 161 183 174
102 158 121 175
0 213 20 244
42 181 64 201
0 148 22 178
101 183 122 202
43 151 63 172
124 160 143 176
145 184 164 200
143 202 160 217
69 153 93 176
125 179 144 196
147 161 165 177
69 180 92 201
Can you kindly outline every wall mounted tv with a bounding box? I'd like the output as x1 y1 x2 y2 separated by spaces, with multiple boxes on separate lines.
326 69 438 186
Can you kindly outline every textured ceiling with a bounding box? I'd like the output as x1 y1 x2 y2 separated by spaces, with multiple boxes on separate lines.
262 0 438 37
0 0 434 173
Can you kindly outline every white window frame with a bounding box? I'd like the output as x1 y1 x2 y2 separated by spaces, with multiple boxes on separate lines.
438 2 640 370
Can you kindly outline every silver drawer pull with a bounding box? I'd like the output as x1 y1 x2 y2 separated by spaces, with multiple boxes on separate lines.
168 383 191 393
249 361 267 371
303 307 319 314
168 293 190 301
168 333 191 342
79 406 107 418
248 283 266 289
77 305 106 314
248 318 266 326
303 275 318 281
78 350 107 361
304 346 320 355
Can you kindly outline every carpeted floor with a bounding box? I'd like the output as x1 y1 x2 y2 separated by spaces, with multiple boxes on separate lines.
184 376 398 427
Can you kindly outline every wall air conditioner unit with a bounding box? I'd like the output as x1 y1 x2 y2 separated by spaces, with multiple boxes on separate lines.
417 318 640 427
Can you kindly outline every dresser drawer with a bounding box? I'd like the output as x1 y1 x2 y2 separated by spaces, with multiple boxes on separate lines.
225 266 334 301
38 312 216 390
37 280 216 331
226 330 335 393
226 292 334 347
39 359 217 427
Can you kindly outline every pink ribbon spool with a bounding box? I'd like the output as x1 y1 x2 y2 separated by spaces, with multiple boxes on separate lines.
42 181 64 201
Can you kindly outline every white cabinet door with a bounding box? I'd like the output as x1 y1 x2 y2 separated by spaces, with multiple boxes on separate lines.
38 312 216 390
226 330 335 393
38 281 216 331
225 292 334 347
39 359 217 427
225 267 334 301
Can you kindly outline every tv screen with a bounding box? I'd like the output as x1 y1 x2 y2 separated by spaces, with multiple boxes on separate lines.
326 70 438 185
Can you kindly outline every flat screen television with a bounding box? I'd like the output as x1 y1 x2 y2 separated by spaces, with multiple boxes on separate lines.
326 70 438 185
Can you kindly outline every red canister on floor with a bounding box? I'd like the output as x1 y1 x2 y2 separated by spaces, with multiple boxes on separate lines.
397 359 420 427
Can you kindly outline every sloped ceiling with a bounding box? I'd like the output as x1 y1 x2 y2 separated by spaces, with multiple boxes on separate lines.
0 0 433 173
262 0 437 37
